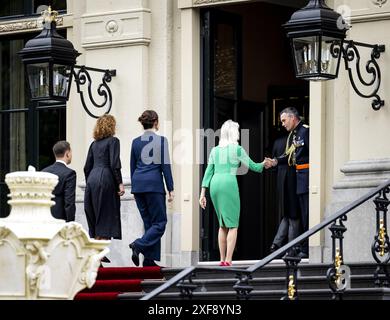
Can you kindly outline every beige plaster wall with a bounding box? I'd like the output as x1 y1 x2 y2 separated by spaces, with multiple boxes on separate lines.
308 0 390 259
67 0 152 184
67 0 195 262
324 0 390 203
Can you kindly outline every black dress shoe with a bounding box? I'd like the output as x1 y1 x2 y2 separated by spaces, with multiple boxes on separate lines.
270 243 280 253
297 252 309 259
129 242 140 266
143 259 160 267
101 256 111 263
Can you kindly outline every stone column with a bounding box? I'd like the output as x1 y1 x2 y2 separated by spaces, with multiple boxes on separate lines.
323 159 390 263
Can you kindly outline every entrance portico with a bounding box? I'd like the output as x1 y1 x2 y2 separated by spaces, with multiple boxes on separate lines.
177 0 318 264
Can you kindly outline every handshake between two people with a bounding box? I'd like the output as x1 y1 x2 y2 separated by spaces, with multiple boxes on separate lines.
199 157 278 210
263 157 278 169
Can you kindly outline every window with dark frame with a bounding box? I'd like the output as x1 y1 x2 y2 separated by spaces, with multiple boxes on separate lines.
0 0 66 20
0 0 67 217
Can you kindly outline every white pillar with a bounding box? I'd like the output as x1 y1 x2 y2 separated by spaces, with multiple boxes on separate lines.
309 81 327 262
178 7 201 266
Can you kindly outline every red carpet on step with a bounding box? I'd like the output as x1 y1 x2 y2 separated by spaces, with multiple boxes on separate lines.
74 266 162 300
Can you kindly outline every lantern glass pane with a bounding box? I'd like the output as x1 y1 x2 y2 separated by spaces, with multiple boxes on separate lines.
53 64 72 98
320 36 342 77
293 36 320 76
26 63 50 98
292 36 342 80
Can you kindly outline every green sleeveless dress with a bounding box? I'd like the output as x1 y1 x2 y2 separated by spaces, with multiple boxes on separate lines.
201 144 264 228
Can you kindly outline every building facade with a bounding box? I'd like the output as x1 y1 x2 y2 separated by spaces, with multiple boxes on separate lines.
1 0 389 267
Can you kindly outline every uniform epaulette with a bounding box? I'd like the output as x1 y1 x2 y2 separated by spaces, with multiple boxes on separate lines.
303 124 309 128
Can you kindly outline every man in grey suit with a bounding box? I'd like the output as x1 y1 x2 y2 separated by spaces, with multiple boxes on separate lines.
42 141 76 222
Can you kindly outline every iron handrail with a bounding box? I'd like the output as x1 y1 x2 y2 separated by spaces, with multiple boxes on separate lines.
141 266 196 300
248 178 390 273
141 178 390 300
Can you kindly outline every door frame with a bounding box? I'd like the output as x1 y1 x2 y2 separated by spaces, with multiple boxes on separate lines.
179 2 323 264
200 8 243 261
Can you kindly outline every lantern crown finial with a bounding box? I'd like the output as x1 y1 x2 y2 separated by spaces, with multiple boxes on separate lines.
42 6 58 24
304 0 330 10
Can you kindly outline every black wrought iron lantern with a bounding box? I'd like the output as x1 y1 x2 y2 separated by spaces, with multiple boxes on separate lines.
18 7 116 118
18 7 79 102
284 0 348 81
285 0 386 110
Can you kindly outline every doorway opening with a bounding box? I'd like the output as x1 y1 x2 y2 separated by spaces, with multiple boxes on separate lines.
200 1 309 261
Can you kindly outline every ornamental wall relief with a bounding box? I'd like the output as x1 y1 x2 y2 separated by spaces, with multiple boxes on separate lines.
372 0 387 8
0 17 63 34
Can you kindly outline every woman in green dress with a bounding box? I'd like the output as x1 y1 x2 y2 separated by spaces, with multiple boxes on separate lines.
199 120 266 266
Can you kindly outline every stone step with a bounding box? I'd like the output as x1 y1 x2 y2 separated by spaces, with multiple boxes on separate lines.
163 263 380 280
117 262 387 300
118 287 390 300
141 274 380 294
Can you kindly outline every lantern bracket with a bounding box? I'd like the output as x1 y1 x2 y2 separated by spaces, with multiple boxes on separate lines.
73 65 117 119
341 40 385 111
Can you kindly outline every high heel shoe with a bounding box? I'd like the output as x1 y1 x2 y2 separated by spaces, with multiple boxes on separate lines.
219 261 226 266
224 261 232 266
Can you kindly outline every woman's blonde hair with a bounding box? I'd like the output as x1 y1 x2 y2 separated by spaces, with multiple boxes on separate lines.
93 114 116 140
219 120 239 147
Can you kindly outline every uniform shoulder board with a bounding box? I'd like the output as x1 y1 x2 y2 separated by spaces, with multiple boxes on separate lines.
303 124 310 128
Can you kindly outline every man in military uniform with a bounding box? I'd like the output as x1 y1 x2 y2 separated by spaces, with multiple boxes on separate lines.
267 107 309 258
269 134 301 255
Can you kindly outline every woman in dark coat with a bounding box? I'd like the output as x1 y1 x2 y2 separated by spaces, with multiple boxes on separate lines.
129 110 174 267
84 114 125 251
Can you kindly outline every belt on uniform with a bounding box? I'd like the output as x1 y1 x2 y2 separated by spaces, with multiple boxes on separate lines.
296 163 309 170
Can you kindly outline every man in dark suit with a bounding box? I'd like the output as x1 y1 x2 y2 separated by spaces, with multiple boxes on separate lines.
269 135 301 254
42 141 76 222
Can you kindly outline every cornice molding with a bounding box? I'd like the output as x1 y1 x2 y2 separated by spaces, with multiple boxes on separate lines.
344 0 390 23
81 8 151 19
82 39 151 50
179 0 251 9
193 0 250 5
351 12 390 23
193 0 227 4
334 159 390 189
0 17 63 35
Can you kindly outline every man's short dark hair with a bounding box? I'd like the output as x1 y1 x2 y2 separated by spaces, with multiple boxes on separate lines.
53 141 71 158
280 107 300 119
